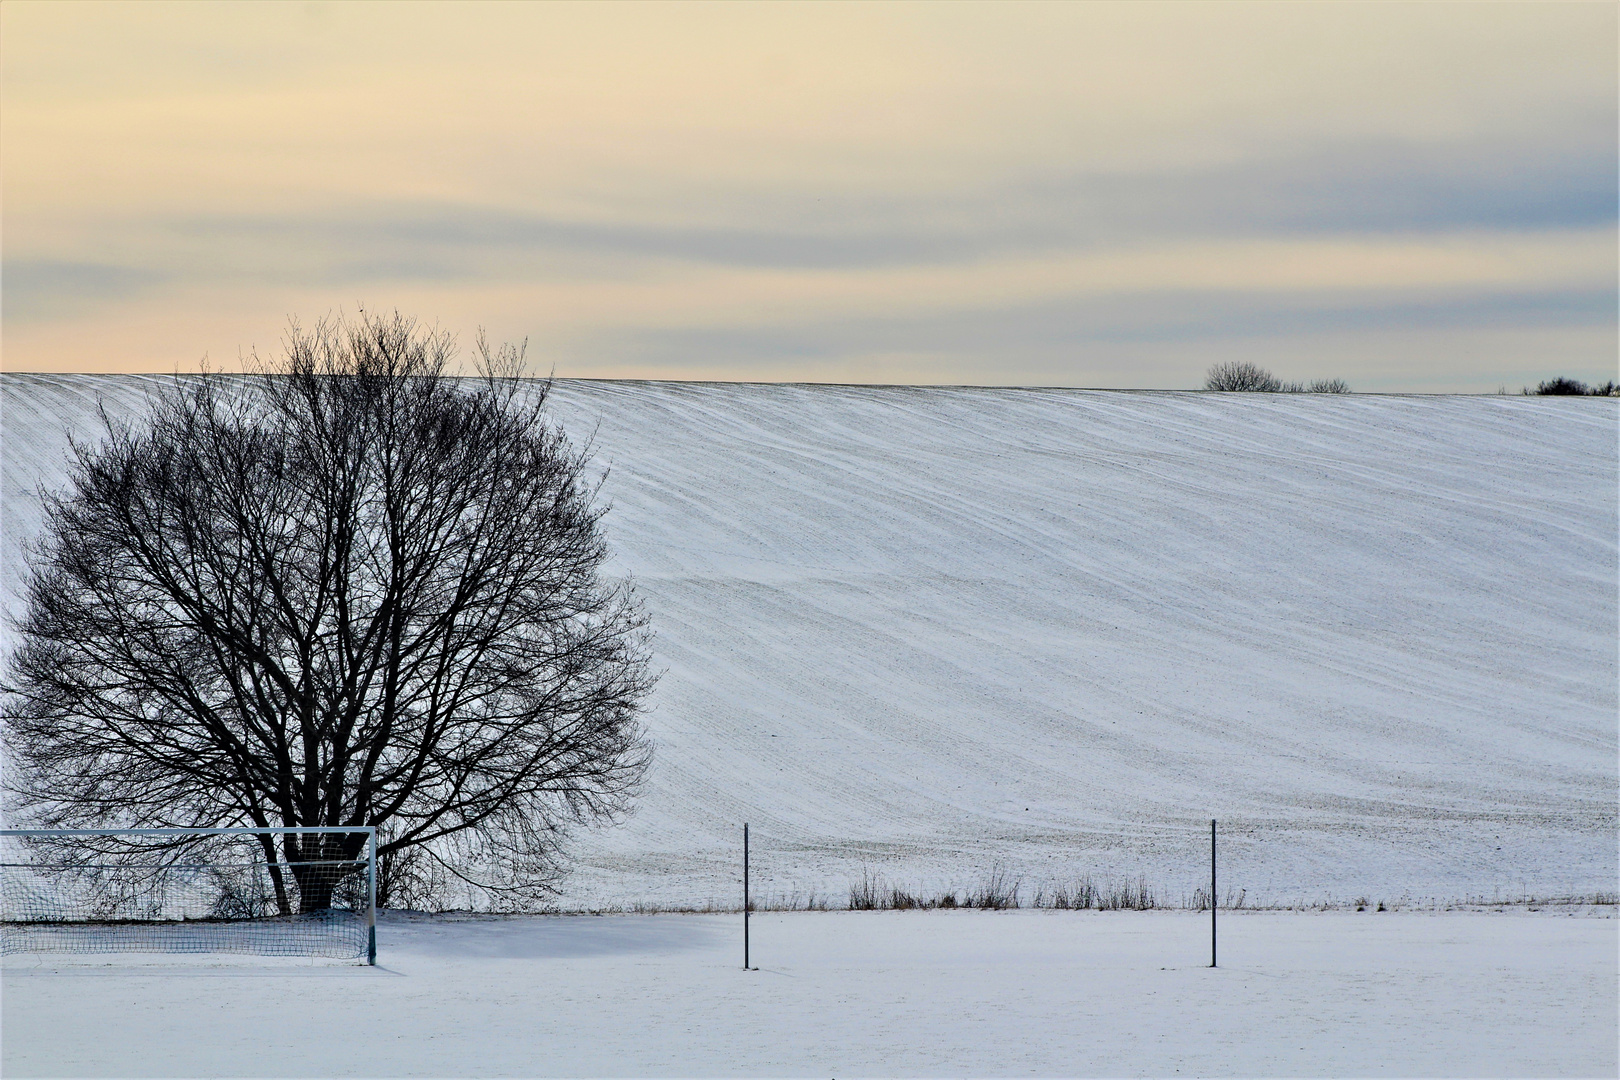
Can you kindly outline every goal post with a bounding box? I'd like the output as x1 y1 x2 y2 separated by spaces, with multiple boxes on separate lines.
1 827 377 964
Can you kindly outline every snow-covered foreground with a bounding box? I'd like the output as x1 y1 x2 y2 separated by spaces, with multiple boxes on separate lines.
3 910 1614 1077
2 378 1615 906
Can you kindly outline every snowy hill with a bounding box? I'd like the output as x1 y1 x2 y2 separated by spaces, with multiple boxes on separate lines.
3 376 1615 905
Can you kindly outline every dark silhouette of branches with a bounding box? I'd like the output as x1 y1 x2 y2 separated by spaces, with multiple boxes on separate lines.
1526 377 1619 396
1205 361 1283 392
1205 362 1350 393
4 311 654 911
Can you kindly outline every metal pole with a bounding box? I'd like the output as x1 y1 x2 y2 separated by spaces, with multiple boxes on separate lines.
743 823 751 970
367 827 378 966
1210 818 1217 969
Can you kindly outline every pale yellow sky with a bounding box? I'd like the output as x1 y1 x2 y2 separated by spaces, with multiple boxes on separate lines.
2 1 1615 389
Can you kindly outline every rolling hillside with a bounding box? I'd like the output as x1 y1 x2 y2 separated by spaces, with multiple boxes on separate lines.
3 376 1614 906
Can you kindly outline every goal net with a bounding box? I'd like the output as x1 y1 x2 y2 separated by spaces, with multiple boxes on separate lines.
1 828 376 963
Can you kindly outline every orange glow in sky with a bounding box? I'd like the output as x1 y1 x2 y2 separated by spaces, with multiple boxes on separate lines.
2 1 1614 389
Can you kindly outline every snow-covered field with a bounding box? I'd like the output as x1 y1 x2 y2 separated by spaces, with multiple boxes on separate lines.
3 909 1615 1077
3 377 1614 908
3 379 1616 1076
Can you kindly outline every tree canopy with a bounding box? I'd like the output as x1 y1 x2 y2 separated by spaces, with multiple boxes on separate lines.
3 312 654 910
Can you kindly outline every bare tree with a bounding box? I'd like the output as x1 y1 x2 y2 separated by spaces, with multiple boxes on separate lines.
3 312 654 911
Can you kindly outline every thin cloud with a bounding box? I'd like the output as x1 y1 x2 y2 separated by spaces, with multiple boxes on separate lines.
2 2 1614 386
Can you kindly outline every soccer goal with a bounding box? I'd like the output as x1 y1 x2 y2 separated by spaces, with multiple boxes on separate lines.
1 827 377 963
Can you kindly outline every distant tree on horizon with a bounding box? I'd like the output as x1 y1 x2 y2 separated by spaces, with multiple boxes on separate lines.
1205 362 1350 393
1526 377 1619 396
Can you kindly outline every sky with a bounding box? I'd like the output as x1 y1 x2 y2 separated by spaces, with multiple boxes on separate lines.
1 1 1615 391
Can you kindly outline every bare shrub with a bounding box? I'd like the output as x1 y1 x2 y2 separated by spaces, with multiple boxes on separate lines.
886 885 918 909
849 869 885 910
1040 877 1100 910
1205 363 1351 393
848 870 1008 910
1206 361 1282 392
965 867 1020 910
1096 875 1155 911
1526 377 1620 396
1190 886 1246 911
760 888 831 911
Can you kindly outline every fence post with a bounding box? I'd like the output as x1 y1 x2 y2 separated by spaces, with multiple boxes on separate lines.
743 822 751 970
1210 818 1217 969
367 827 378 966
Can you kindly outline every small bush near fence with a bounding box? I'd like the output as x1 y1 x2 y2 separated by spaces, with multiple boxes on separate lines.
847 869 1163 911
849 868 1020 910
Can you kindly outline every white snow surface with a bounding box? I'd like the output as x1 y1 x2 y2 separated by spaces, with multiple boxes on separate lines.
2 376 1615 907
3 910 1616 1077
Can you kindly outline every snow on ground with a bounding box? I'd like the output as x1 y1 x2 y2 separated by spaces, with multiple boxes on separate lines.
3 910 1615 1077
2 378 1615 907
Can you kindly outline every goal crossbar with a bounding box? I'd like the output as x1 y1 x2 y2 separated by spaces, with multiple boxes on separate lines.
1 835 372 841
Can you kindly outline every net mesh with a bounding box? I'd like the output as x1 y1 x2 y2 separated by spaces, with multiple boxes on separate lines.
1 830 373 959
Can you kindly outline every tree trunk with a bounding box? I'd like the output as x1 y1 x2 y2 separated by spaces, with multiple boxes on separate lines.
256 833 293 917
295 865 337 914
288 834 368 914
